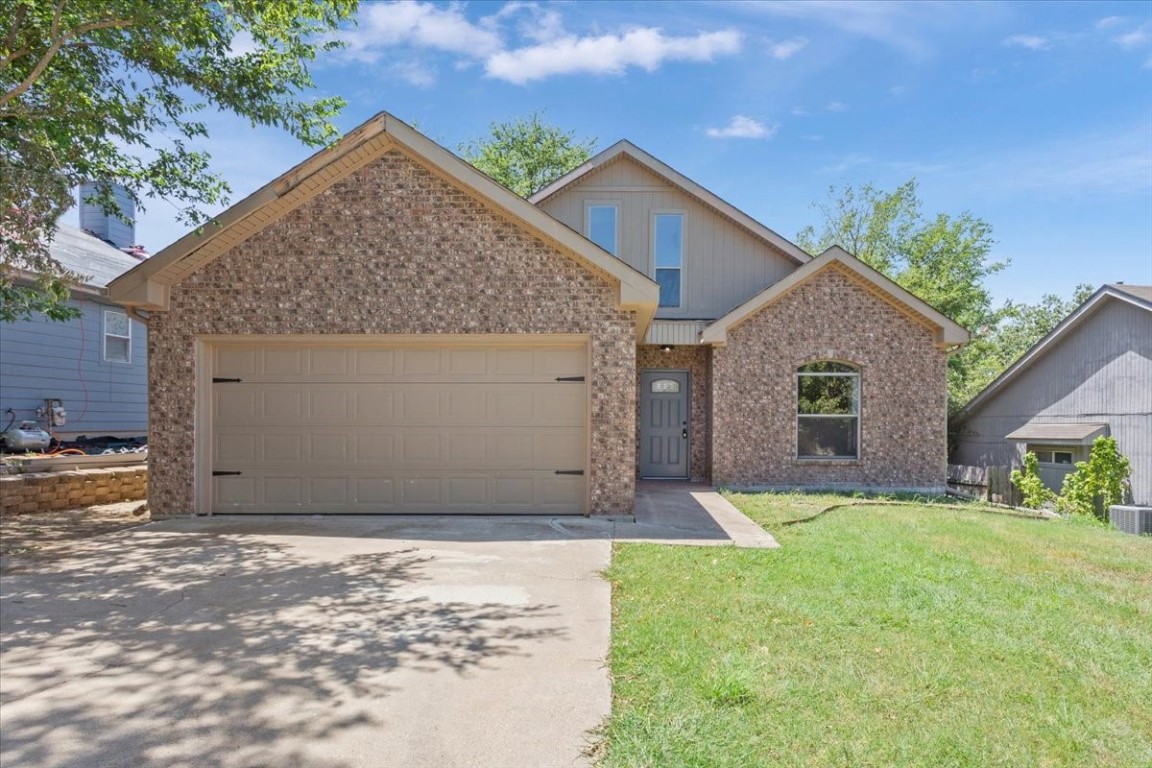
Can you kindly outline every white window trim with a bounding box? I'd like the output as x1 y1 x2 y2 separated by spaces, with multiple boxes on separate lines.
795 366 861 460
652 209 685 309
585 201 620 257
103 309 132 364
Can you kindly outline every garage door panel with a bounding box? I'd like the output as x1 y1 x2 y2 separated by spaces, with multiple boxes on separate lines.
210 341 587 514
215 426 583 468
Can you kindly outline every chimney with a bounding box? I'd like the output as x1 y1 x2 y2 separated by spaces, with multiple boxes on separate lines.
78 182 135 249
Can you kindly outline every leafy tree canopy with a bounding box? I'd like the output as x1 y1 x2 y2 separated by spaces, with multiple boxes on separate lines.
797 179 1007 410
460 113 596 198
1 0 357 321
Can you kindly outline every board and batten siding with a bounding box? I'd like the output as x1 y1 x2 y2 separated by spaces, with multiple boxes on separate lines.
537 157 796 320
0 297 147 437
952 298 1152 504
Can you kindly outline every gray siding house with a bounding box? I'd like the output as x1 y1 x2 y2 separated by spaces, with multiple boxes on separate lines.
1 217 147 441
951 284 1152 504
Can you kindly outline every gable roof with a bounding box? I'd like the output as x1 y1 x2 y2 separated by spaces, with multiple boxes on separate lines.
529 140 812 266
49 224 142 289
107 112 660 335
954 283 1152 422
700 246 970 348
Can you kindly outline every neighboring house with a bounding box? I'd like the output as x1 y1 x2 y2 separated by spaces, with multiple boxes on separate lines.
108 113 968 519
951 284 1152 505
1 220 147 441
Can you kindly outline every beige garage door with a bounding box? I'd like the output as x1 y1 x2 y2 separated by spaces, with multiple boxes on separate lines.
208 340 587 514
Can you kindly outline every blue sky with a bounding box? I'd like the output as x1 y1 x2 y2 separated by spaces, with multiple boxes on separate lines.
128 0 1152 306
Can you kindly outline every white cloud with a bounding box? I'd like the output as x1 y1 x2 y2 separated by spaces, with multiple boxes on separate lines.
826 101 848 112
484 28 742 84
335 2 741 85
1113 23 1151 49
341 2 503 63
1095 16 1125 30
706 115 778 139
1004 33 1050 51
769 37 808 60
790 106 810 116
390 60 437 88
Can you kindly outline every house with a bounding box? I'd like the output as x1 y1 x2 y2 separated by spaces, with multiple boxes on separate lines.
951 284 1152 505
108 113 967 519
1 205 147 443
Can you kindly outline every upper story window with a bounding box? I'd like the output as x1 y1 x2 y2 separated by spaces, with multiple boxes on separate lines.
104 309 131 364
586 203 618 256
654 213 683 307
797 361 859 459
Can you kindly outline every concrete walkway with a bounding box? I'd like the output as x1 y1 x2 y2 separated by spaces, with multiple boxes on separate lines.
0 484 772 768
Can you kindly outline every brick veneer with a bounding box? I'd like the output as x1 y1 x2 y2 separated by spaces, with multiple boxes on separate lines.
636 344 711 482
711 264 948 491
148 149 637 518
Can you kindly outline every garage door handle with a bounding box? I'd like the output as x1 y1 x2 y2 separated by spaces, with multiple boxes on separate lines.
555 376 585 382
212 471 242 476
554 470 585 476
212 378 242 383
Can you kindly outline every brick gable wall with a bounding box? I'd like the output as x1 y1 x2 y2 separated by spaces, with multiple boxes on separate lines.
147 149 637 518
711 265 948 491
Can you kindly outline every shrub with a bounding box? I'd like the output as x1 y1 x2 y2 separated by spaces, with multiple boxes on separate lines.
1056 436 1131 518
1011 452 1055 509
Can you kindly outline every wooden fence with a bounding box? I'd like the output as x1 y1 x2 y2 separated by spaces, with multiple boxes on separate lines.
947 464 1022 507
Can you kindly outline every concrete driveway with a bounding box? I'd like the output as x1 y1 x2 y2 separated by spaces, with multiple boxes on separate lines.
0 486 773 768
0 516 613 768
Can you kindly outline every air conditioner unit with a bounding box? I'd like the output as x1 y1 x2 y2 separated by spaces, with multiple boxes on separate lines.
1108 505 1152 536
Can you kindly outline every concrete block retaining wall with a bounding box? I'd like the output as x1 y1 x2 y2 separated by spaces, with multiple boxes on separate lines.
0 465 147 515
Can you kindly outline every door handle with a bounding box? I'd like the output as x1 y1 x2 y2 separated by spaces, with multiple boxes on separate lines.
681 429 688 439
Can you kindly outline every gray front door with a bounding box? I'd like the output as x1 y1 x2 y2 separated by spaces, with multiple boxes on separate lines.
639 370 689 479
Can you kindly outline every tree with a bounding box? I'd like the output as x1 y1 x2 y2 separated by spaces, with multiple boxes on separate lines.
460 113 596 198
797 179 1006 410
987 284 1095 370
1 0 357 322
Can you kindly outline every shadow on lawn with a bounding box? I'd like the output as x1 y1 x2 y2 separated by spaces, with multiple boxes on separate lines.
0 529 564 767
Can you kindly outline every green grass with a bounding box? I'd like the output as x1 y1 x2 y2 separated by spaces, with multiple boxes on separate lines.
601 494 1152 768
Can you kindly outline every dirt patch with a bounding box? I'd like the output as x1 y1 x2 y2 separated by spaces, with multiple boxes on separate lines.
0 501 151 566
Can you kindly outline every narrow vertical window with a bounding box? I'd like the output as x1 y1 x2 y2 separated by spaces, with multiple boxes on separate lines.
104 309 131 363
654 213 683 307
587 204 618 256
797 361 859 458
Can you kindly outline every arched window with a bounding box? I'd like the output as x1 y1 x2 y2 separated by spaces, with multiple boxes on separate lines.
797 361 859 459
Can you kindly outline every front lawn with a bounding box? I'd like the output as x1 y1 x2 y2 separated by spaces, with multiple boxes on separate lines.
601 495 1152 767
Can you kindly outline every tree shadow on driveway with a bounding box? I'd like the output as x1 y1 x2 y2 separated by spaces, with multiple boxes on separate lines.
1 526 573 768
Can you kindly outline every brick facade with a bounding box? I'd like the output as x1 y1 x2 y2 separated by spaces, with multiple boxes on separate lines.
636 344 711 482
147 149 637 518
711 265 948 491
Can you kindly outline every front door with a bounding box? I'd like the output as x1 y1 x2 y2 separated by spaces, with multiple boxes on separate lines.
639 370 689 479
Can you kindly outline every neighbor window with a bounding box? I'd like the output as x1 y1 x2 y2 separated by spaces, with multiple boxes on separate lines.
654 213 683 307
797 361 859 459
587 204 618 256
104 310 131 363
1029 447 1075 465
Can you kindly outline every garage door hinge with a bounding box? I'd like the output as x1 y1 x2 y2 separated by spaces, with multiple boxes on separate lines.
554 469 585 476
212 471 242 476
212 377 242 383
555 376 585 382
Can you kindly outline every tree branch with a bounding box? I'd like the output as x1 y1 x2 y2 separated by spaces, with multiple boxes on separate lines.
0 8 134 107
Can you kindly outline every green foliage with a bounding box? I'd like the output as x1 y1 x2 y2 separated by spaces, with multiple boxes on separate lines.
985 284 1095 370
796 179 1007 411
1057 436 1132 518
1010 452 1055 509
460 112 595 197
1 0 357 321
